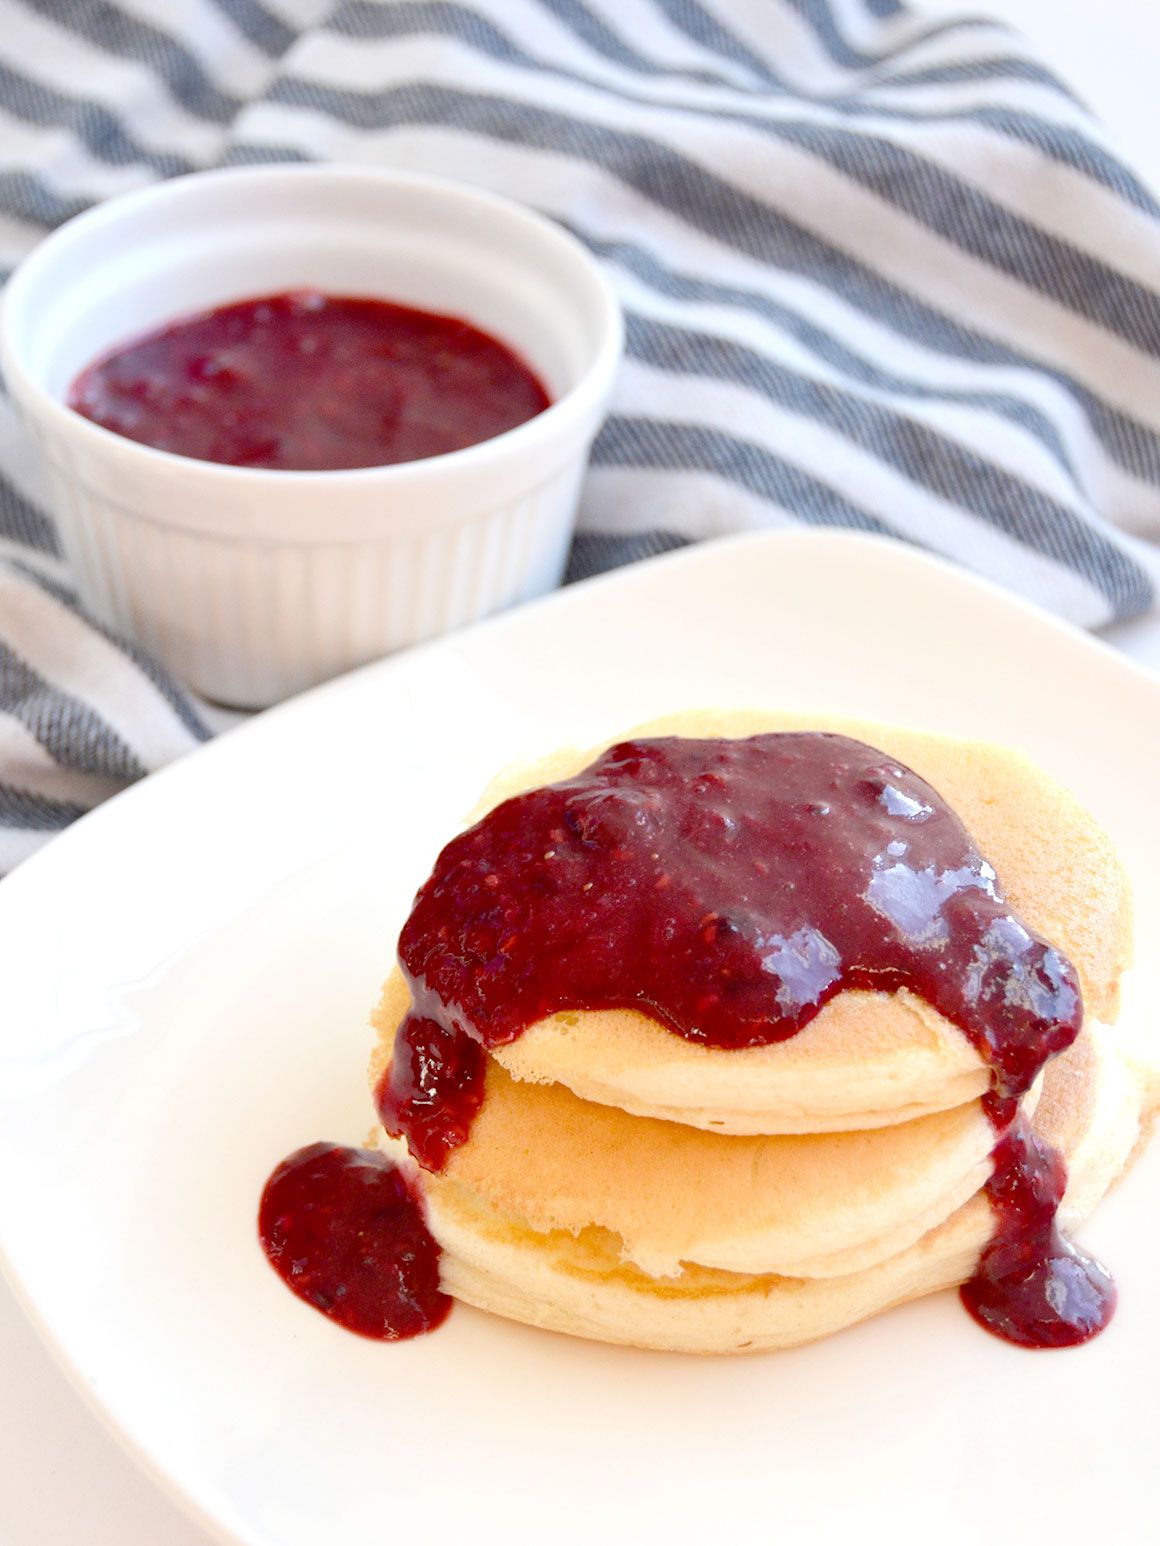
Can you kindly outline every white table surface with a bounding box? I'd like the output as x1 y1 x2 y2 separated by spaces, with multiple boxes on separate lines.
4 5 1160 1543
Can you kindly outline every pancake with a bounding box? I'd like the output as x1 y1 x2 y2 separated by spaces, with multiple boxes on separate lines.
371 1007 1025 1279
378 711 1130 1136
374 1024 1149 1353
374 967 990 1134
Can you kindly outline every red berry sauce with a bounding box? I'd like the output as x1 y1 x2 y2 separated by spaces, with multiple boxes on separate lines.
68 291 549 470
258 1142 449 1340
961 1096 1116 1347
386 732 1080 1091
380 1015 490 1174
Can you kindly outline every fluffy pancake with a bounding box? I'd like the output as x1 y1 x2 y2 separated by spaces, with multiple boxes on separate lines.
371 1004 1023 1278
381 711 1130 1136
374 967 989 1134
375 1024 1149 1353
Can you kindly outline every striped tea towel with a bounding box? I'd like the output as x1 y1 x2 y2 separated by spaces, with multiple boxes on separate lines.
3 0 1160 875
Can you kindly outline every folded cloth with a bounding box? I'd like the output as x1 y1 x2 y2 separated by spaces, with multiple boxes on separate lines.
3 0 1160 874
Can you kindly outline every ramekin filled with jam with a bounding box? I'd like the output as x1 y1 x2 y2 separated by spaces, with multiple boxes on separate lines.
0 166 622 706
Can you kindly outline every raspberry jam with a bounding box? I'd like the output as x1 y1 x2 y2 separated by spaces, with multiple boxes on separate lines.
69 291 549 470
961 1097 1115 1347
259 1142 449 1340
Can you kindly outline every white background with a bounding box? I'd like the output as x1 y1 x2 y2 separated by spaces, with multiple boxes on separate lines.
2 5 1160 1543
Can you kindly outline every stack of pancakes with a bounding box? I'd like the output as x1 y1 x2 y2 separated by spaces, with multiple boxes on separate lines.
369 712 1156 1352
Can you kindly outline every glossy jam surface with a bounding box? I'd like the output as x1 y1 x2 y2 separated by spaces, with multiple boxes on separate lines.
68 291 550 470
258 1142 449 1339
381 1015 489 1173
391 731 1079 1082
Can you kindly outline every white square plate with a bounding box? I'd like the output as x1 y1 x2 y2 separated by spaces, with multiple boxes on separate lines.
1 530 1158 1546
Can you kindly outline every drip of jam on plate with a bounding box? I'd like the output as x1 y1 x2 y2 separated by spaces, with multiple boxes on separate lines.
68 291 550 470
375 732 1112 1348
259 1142 449 1340
961 1096 1116 1347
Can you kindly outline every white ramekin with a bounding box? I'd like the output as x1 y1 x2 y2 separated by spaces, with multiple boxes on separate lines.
0 166 622 707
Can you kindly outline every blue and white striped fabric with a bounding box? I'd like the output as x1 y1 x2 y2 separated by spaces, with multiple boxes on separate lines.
3 0 1160 874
